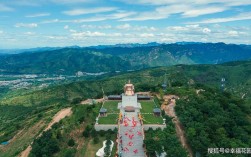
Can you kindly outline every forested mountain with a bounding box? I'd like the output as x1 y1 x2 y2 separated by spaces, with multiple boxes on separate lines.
0 43 250 75
0 48 130 74
0 60 250 156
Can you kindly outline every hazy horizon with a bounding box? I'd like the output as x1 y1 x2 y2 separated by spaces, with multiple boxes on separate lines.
1 41 251 51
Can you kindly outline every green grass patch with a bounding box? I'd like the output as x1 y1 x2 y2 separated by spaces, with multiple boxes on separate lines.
142 114 163 124
98 114 118 124
103 101 120 113
85 136 106 157
140 100 156 113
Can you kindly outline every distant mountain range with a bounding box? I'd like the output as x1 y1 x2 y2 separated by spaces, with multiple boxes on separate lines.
0 42 250 75
0 42 161 54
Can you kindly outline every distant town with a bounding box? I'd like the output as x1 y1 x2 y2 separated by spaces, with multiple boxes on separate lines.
0 71 111 90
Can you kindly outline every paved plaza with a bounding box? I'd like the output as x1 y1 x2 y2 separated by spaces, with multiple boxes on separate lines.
118 112 145 157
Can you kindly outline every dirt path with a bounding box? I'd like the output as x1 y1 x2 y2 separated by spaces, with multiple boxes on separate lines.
19 146 32 157
19 107 72 157
81 98 104 105
44 108 72 132
161 95 193 157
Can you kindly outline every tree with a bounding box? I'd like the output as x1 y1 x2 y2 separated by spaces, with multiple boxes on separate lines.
83 125 92 137
77 115 85 123
103 139 112 156
68 139 75 147
30 130 59 157
93 136 99 144
104 144 111 157
63 148 76 157
83 130 90 138
105 133 111 141
71 97 82 104
91 129 97 137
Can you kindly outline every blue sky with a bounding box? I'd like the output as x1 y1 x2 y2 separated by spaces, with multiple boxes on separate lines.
0 0 251 48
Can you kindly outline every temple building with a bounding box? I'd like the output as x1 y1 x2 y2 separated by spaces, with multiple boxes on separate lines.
118 80 141 113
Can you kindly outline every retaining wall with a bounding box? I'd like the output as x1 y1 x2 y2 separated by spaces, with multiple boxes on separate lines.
94 124 118 131
143 124 166 130
95 124 166 131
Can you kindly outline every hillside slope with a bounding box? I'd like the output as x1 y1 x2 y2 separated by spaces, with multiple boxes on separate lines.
0 43 250 75
0 48 131 74
0 60 250 156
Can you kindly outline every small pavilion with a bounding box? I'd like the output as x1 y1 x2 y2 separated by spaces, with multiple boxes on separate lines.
99 108 107 117
153 108 161 117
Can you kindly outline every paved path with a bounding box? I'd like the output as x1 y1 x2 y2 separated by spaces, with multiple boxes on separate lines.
118 113 145 157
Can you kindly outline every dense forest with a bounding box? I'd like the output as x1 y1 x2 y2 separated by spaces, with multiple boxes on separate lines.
144 117 188 157
176 85 251 157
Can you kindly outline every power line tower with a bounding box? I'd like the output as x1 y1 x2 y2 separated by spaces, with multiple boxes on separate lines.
162 73 167 92
221 77 225 92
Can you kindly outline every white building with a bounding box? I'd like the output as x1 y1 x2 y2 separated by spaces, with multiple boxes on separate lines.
118 80 141 113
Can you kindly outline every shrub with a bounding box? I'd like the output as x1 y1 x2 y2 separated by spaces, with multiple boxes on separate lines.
68 139 75 147
83 130 90 138
93 136 99 144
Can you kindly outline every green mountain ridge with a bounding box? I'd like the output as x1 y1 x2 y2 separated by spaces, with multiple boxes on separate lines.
0 43 250 75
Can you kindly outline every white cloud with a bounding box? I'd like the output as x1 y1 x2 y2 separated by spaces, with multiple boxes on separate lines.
45 35 67 40
191 11 251 24
69 29 77 33
71 31 106 39
110 33 122 37
182 6 227 17
7 0 41 6
99 25 112 29
116 24 157 32
64 25 69 29
120 11 167 21
0 4 14 11
168 26 188 31
121 4 229 21
0 30 3 34
51 0 95 4
15 23 38 28
186 24 200 28
116 23 131 30
140 33 154 37
81 24 96 29
41 19 59 24
120 4 189 21
70 17 109 23
26 13 50 18
228 30 238 37
119 0 251 7
166 25 213 36
119 0 251 21
108 11 136 19
81 24 112 29
63 7 117 16
117 0 177 5
133 26 157 31
24 32 36 35
203 28 211 34
42 11 135 23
